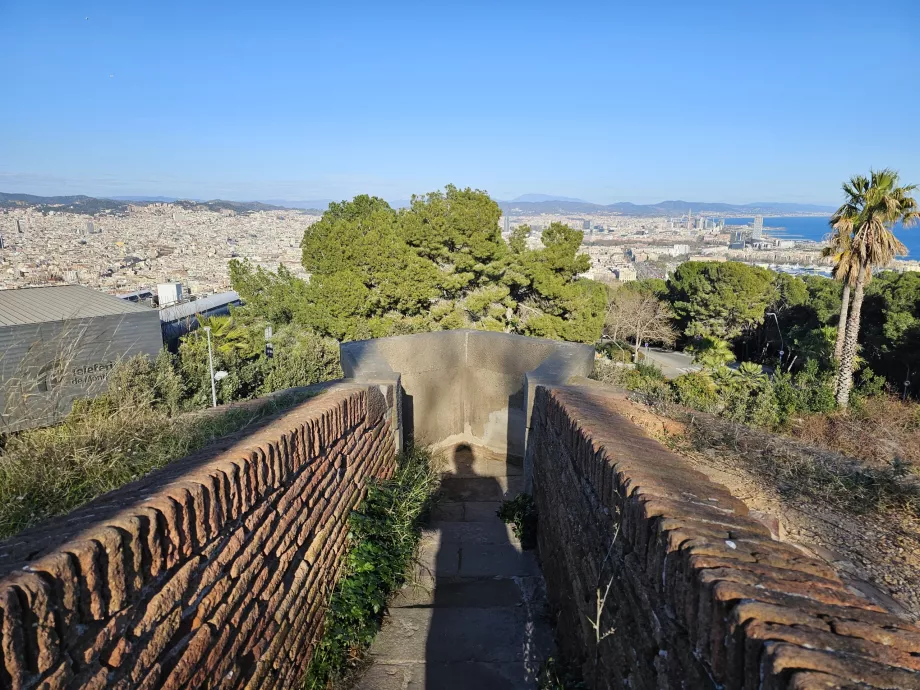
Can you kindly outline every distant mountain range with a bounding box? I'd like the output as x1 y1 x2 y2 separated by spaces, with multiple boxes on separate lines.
512 193 588 203
498 197 836 216
0 192 313 215
1 191 836 218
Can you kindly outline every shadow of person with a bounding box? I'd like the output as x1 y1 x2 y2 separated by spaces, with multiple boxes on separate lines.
419 443 550 689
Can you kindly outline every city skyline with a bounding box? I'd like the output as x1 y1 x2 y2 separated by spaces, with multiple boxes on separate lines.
2 1 918 204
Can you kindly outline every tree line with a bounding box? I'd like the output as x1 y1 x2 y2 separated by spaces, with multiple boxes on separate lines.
603 169 920 413
128 173 919 415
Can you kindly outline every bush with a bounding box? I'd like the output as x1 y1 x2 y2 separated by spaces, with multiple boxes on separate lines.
177 320 342 407
595 341 633 363
304 446 440 689
772 361 836 424
672 371 720 412
497 493 538 549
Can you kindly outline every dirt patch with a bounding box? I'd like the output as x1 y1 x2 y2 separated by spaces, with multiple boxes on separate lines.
601 392 920 622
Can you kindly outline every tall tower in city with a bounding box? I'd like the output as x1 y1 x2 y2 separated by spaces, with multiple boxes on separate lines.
503 215 510 234
753 215 764 239
687 209 692 231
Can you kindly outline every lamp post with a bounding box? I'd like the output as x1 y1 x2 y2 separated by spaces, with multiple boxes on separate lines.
765 311 785 367
204 326 217 408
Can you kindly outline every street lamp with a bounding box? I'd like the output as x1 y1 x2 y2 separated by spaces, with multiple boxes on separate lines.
765 312 785 367
204 326 217 408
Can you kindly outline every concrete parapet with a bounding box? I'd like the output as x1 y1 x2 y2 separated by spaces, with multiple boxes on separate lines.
340 330 593 467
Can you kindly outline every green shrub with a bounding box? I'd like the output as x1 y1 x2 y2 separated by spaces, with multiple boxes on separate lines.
672 371 720 412
595 341 632 363
687 336 735 368
497 493 538 549
772 361 836 424
304 446 440 689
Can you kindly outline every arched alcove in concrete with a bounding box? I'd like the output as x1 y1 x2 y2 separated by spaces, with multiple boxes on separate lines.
340 330 594 471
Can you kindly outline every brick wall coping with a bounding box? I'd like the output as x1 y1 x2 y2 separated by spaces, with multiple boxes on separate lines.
539 384 920 689
0 382 393 689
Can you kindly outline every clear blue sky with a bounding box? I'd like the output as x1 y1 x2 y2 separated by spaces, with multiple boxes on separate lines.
2 1 918 205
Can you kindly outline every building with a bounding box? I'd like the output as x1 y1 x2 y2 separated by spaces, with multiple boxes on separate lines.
502 215 510 234
729 229 750 249
157 282 183 307
614 266 637 281
753 215 764 239
159 290 242 343
0 285 162 431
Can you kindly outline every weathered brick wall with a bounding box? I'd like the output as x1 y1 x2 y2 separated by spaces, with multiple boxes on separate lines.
531 384 920 690
0 382 396 690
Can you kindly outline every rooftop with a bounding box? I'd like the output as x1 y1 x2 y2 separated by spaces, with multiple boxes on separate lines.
0 284 154 326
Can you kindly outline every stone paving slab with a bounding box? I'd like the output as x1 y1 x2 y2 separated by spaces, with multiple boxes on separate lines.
390 576 542 609
356 445 553 690
431 500 503 522
422 520 520 546
367 607 552 664
358 662 539 690
439 475 523 501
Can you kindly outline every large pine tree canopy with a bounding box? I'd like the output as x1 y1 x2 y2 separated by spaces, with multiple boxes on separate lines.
229 185 607 343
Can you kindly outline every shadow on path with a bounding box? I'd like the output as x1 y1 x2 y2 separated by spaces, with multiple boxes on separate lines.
357 444 553 689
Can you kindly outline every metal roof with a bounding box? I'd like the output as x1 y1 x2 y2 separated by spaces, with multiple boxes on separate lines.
0 285 154 326
158 291 241 323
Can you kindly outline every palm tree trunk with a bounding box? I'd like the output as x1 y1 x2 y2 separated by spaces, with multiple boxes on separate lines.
833 282 850 363
836 268 867 408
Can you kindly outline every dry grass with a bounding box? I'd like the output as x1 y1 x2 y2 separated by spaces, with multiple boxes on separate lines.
787 396 920 469
664 402 920 517
0 388 319 541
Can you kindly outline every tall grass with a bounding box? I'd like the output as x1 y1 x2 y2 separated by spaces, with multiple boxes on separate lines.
0 386 319 541
304 445 440 689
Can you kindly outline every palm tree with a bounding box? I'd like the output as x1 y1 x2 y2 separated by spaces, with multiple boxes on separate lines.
832 170 918 408
822 225 863 363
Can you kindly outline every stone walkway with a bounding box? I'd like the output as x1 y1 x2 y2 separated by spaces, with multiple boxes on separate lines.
356 445 554 690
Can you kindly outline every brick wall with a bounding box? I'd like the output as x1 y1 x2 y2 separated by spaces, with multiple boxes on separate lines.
531 384 920 690
0 382 396 690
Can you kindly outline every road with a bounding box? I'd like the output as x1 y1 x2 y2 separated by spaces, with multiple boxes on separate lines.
641 348 701 379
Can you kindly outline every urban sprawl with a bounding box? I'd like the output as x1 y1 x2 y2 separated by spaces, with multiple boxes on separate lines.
2 202 919 303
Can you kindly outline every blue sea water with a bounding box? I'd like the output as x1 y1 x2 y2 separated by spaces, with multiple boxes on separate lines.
724 216 919 259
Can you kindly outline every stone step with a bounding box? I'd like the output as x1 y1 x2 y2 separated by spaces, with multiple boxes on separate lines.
391 575 546 609
439 475 523 502
417 542 540 579
421 520 520 547
366 607 554 665
357 661 540 690
431 500 503 523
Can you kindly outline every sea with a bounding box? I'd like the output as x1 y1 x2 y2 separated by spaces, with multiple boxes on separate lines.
724 216 920 259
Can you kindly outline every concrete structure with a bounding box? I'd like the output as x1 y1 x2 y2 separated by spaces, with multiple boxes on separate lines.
340 329 593 464
156 281 183 307
0 285 162 431
159 290 241 343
